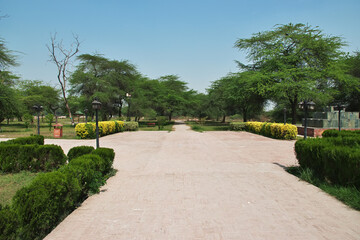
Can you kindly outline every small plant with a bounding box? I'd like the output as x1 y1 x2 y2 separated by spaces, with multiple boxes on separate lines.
45 114 54 131
23 114 34 129
156 116 167 130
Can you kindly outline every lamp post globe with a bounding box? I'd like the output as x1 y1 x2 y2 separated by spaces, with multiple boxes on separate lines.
92 98 102 149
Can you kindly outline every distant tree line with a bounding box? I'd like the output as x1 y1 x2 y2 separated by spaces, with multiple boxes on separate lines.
1 23 359 124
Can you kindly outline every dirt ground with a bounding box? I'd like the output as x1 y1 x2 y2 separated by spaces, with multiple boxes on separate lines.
38 124 360 239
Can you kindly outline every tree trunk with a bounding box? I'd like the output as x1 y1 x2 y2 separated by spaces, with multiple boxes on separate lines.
291 96 298 124
169 111 173 121
221 114 226 123
242 108 248 122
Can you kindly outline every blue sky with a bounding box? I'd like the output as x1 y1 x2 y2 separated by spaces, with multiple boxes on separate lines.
1 0 360 93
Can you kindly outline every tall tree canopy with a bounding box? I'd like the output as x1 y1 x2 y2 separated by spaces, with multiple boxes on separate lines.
235 23 345 123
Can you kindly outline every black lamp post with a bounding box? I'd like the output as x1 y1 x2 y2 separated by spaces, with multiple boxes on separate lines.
84 109 88 123
92 98 102 149
283 107 287 125
33 105 43 135
126 93 131 121
333 104 345 131
298 100 315 139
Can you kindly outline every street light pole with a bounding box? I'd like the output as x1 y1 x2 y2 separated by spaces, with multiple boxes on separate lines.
33 105 43 135
92 98 102 149
334 104 345 131
84 109 88 124
126 93 131 121
299 100 315 140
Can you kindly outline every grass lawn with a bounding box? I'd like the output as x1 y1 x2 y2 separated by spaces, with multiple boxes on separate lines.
187 121 230 132
0 171 39 206
0 118 80 139
138 124 174 131
287 166 360 211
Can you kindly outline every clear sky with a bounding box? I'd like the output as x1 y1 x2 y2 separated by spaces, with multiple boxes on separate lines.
1 0 360 93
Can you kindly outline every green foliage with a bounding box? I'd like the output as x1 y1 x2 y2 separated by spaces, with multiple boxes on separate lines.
92 148 115 174
156 116 167 129
235 23 346 123
208 72 265 122
322 129 360 138
229 122 246 131
23 114 33 129
0 143 66 173
67 146 95 161
12 171 80 240
0 205 18 240
295 137 360 188
123 121 139 131
0 135 44 145
45 114 54 131
0 147 116 240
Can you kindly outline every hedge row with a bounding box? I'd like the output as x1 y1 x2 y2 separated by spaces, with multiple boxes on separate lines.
230 122 246 131
0 144 67 173
0 146 115 240
295 135 360 188
322 129 360 138
245 122 298 140
75 121 139 139
0 135 44 145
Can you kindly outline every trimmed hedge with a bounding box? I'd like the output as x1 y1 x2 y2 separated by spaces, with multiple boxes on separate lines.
123 121 139 131
295 137 360 188
230 122 246 131
0 135 44 145
245 121 298 140
75 120 139 139
2 147 115 240
67 146 95 161
322 129 360 138
0 144 66 173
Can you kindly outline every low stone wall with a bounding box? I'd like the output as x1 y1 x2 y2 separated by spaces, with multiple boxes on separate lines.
297 127 360 137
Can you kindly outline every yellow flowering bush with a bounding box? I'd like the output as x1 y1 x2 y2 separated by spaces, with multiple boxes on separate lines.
245 121 297 140
75 120 126 139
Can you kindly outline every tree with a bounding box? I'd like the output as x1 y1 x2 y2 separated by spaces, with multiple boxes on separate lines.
209 72 265 122
235 23 345 123
47 34 80 124
0 37 22 123
69 53 138 120
18 80 61 115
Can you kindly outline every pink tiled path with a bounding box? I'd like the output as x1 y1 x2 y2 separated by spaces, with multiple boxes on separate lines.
43 124 360 240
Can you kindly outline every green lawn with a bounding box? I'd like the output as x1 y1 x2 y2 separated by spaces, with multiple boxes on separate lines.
0 171 39 206
0 118 78 139
138 124 174 131
187 121 230 132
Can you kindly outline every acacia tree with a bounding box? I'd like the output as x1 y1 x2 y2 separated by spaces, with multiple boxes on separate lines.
47 34 80 124
209 71 265 122
235 23 345 123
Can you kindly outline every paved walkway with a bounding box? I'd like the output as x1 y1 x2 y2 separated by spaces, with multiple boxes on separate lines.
43 124 360 240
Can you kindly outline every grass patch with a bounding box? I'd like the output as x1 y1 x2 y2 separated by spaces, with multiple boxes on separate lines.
286 166 360 210
138 124 174 132
0 171 38 206
0 119 78 139
187 121 230 132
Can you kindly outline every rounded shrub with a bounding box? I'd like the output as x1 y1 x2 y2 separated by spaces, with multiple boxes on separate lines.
67 146 95 162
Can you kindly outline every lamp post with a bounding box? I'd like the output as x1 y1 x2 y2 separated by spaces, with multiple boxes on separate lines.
84 109 88 123
283 107 287 125
33 105 43 135
92 98 102 149
298 100 315 139
126 93 131 121
333 104 345 131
